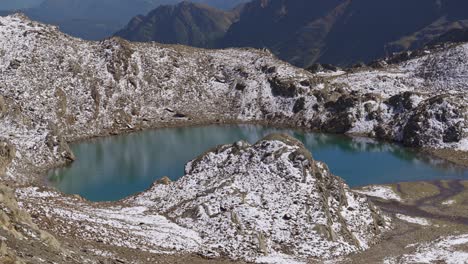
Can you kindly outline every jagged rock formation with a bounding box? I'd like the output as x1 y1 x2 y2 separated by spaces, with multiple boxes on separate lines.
131 134 388 261
0 141 15 176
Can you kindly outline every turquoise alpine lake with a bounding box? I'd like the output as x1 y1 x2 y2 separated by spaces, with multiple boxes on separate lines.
47 125 468 202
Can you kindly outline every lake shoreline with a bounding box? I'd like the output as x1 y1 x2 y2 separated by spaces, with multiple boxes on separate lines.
44 124 468 202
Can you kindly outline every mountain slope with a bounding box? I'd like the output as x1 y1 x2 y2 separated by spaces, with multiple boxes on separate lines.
115 1 240 47
316 0 468 65
8 0 247 40
116 0 468 67
219 0 344 50
221 0 468 66
429 27 468 45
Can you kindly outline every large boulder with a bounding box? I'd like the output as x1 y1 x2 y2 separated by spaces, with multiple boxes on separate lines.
0 95 7 118
402 94 467 147
0 141 15 176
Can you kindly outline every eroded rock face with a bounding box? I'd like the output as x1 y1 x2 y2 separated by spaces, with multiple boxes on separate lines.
0 184 61 263
402 94 467 147
131 134 388 262
0 95 7 118
0 141 15 176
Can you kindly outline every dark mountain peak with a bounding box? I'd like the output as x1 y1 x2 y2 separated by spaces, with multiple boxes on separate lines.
151 0 221 14
178 0 202 7
167 0 200 10
115 1 238 47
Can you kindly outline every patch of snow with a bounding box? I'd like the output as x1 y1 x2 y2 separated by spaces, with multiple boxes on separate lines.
396 214 431 226
442 199 456 206
387 234 468 264
256 253 306 264
355 186 402 202
458 138 468 151
315 70 346 77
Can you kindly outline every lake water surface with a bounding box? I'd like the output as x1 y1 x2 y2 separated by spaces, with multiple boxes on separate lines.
48 125 468 201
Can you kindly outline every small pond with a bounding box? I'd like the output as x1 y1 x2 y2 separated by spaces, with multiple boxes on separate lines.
48 125 468 201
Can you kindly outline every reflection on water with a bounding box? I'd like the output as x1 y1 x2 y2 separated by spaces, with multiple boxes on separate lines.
48 125 468 201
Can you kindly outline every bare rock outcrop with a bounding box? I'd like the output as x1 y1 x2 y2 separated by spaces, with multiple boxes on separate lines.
0 141 15 177
132 134 389 262
0 184 61 263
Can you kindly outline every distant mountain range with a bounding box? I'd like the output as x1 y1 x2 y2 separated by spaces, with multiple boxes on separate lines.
23 0 163 40
0 0 248 40
117 0 468 67
0 0 43 10
116 2 242 47
2 0 468 67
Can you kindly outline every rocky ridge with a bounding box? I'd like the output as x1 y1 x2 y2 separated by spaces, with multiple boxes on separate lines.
131 134 388 260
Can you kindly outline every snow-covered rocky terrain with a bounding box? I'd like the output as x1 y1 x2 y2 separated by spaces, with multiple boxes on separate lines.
0 13 466 182
0 13 467 263
384 234 468 263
